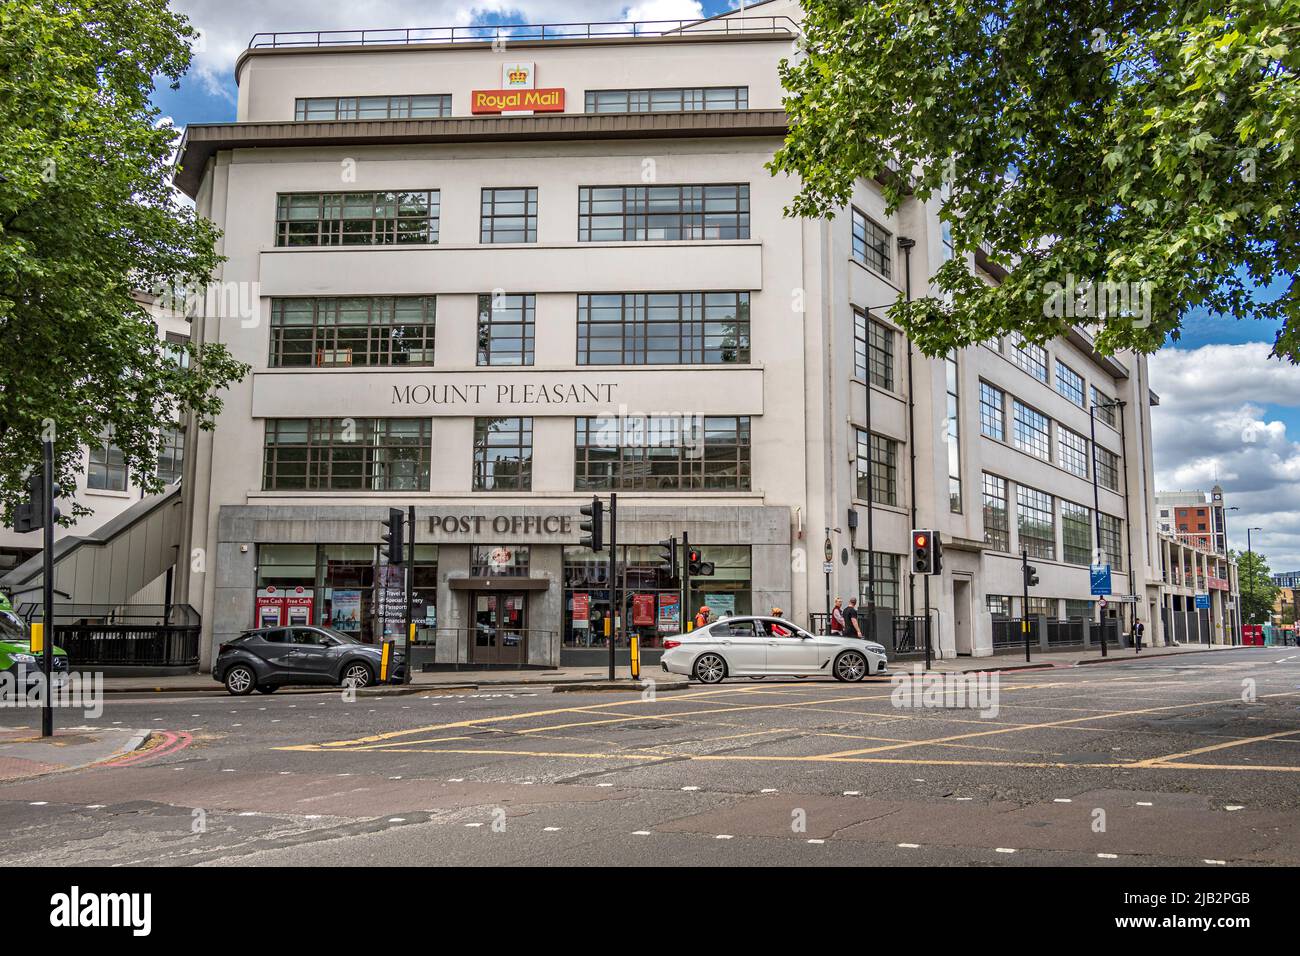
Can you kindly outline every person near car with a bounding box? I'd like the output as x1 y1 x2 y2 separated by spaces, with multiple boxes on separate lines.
769 607 790 636
830 598 845 635
694 606 711 629
843 598 864 638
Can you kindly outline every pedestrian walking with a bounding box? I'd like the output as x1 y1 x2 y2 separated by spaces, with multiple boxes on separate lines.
694 605 711 630
829 598 845 635
1134 619 1145 651
843 597 864 638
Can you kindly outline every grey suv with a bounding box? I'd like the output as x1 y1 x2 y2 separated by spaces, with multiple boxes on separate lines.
213 625 401 695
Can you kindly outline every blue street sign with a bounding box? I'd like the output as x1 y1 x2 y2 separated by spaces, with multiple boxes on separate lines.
1195 593 1210 610
1090 564 1112 596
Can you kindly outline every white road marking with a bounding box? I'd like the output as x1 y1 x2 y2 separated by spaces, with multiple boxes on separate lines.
448 777 464 782
760 788 778 793
632 831 651 836
843 790 861 796
239 812 258 817
1097 853 1118 859
544 827 561 832
1136 801 1153 806
898 843 920 849
682 786 700 791
465 823 483 828
1204 859 1226 865
1054 798 1072 803
388 817 406 823
807 839 825 844
715 834 733 840
995 847 1017 854
29 801 47 806
1225 805 1244 811
86 805 105 809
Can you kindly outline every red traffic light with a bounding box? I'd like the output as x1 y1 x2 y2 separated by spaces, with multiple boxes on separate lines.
914 533 928 548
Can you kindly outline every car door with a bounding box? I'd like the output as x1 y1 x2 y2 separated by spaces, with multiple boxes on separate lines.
254 630 294 672
285 628 336 681
710 619 767 675
759 619 821 675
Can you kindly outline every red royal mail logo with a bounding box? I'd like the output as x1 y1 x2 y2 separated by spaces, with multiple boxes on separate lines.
471 88 566 114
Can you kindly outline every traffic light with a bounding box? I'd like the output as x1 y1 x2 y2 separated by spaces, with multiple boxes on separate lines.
1023 563 1039 588
657 537 679 585
381 507 405 565
686 548 715 577
912 529 941 574
13 472 61 533
579 497 604 552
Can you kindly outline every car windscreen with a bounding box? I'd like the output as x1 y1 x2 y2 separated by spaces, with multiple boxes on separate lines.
316 626 361 645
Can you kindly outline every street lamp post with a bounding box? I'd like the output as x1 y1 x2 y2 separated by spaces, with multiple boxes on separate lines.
1088 397 1124 656
1246 527 1262 632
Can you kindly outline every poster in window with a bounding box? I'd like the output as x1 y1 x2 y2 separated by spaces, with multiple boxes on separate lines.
572 592 590 629
632 593 655 627
657 593 681 633
704 593 735 619
331 589 362 632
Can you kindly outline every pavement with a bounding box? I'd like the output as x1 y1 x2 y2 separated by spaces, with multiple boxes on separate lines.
0 645 1296 866
0 726 148 781
89 641 1239 695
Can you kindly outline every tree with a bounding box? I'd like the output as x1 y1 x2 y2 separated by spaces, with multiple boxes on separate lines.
0 0 246 523
1233 549 1278 624
770 0 1299 359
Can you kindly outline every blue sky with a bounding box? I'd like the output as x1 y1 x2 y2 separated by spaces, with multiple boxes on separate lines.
153 0 1300 571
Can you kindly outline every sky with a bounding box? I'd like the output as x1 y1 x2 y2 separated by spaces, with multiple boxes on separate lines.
152 0 1300 573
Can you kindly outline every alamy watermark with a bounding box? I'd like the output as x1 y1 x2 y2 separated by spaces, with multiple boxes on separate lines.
890 665 1000 718
0 670 103 719
1041 274 1152 328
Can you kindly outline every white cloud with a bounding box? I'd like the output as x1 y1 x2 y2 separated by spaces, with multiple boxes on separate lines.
1150 342 1300 571
172 1 707 99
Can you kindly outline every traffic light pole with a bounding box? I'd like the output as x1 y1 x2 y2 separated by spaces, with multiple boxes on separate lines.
1021 549 1032 663
404 504 415 684
607 493 618 681
923 573 932 670
681 530 690 634
41 440 54 738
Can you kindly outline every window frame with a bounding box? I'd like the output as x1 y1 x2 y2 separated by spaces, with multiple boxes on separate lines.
576 292 750 366
275 190 440 247
472 417 534 492
480 187 538 244
577 184 750 242
262 418 432 492
476 294 535 367
574 415 751 492
850 208 893 279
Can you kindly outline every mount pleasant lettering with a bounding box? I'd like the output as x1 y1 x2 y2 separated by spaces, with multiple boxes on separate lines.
392 382 617 406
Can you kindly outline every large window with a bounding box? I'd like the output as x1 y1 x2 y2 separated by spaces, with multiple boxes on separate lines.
982 473 1009 551
1012 400 1051 461
979 381 1005 440
473 417 533 491
578 185 749 241
294 95 452 121
575 415 750 491
1061 500 1093 565
584 87 748 113
987 594 1012 617
1095 445 1120 491
858 551 900 611
854 310 893 388
576 292 749 365
851 208 892 278
855 429 898 506
1055 360 1085 406
1009 333 1048 382
275 190 439 246
1058 425 1090 478
480 188 538 243
1099 513 1124 571
1091 386 1117 426
157 425 185 484
270 297 436 367
477 294 535 366
945 353 962 512
87 428 127 491
262 418 431 491
1017 485 1056 560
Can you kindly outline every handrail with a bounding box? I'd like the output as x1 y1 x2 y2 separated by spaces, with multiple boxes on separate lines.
248 17 799 50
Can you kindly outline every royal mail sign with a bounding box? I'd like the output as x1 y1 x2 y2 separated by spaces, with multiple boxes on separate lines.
472 60 564 114
471 88 565 114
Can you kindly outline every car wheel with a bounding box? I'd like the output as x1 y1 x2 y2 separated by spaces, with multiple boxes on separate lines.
225 665 256 696
833 650 868 683
341 661 374 688
693 653 727 684
256 684 278 694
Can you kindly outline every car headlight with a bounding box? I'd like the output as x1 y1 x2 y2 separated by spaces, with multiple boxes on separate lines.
11 653 35 664
865 643 886 654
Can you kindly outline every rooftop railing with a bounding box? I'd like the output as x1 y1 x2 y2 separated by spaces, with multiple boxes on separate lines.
248 17 800 50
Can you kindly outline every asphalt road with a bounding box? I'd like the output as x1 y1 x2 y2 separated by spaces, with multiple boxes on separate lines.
1 647 1297 866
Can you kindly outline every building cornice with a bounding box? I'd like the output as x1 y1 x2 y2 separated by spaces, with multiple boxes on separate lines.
172 109 789 198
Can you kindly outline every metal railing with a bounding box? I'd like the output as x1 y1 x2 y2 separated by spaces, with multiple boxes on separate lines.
248 17 800 50
992 617 1035 648
18 604 202 668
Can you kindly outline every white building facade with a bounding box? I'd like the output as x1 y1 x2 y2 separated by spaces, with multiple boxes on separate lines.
167 2 1185 670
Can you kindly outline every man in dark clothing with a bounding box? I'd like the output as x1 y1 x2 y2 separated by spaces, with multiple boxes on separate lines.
842 598 864 638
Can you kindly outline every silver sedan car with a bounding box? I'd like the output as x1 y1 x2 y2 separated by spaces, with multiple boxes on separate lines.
660 615 888 684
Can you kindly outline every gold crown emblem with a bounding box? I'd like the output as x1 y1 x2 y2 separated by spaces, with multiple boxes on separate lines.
508 69 528 83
